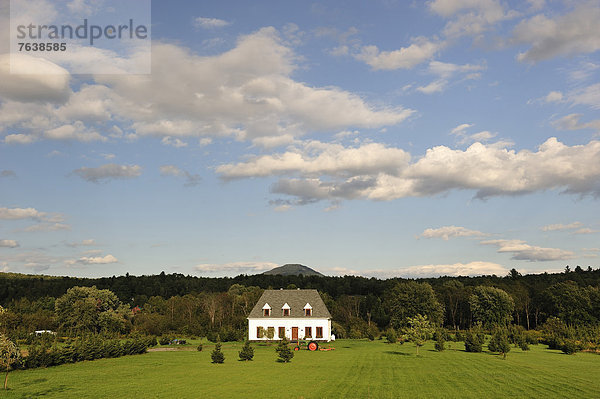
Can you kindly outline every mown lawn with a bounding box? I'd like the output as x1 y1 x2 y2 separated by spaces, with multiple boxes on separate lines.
1 339 599 398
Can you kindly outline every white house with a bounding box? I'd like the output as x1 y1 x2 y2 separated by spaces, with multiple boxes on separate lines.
248 289 332 344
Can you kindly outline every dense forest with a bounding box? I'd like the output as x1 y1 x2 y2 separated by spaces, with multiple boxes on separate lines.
1 266 599 341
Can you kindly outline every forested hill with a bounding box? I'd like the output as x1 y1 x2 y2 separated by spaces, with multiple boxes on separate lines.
1 267 599 305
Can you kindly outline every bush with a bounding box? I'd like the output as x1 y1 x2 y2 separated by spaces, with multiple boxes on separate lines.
434 339 445 352
455 330 463 342
519 341 530 351
561 339 579 355
22 335 149 370
434 329 446 352
464 330 483 353
211 336 225 364
206 331 219 343
197 343 203 352
488 328 511 359
275 337 294 363
238 340 254 361
158 335 172 346
386 329 397 344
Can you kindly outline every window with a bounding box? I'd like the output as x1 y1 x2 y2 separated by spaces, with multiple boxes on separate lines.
305 327 312 338
316 326 323 338
263 308 271 316
283 308 290 316
257 326 264 338
278 327 286 339
304 309 312 316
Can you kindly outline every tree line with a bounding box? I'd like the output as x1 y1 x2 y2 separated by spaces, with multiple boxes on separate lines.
1 266 600 341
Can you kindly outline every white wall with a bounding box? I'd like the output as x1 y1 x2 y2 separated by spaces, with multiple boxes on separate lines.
248 318 331 341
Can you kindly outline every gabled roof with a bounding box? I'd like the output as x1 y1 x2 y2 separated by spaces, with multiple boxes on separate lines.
248 289 331 319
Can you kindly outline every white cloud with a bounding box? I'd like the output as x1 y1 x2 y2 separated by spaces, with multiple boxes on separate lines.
160 165 201 187
568 83 600 109
573 228 598 235
1 28 411 145
429 0 516 38
218 137 600 204
4 134 37 144
541 221 583 231
0 239 19 248
44 122 106 142
74 254 118 265
419 226 488 240
416 61 485 95
218 140 411 180
417 80 447 94
513 3 600 62
194 17 230 29
481 239 575 261
0 54 70 103
544 91 563 103
22 222 71 232
193 261 278 275
365 261 508 278
451 123 473 135
161 136 188 148
73 164 142 183
0 207 44 220
66 239 96 247
428 61 485 78
354 37 440 70
273 204 292 212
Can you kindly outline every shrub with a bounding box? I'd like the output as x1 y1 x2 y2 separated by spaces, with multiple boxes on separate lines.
519 341 530 351
464 330 483 353
455 330 463 342
158 335 172 346
206 331 218 343
488 328 511 359
238 340 254 361
386 329 397 344
561 339 579 355
197 343 203 352
434 339 445 352
275 337 294 363
211 336 225 364
434 329 446 352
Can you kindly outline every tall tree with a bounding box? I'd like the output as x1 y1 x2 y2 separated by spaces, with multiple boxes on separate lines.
385 281 444 328
55 286 130 335
469 286 514 328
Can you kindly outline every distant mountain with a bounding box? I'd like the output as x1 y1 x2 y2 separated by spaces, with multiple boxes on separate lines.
262 264 324 277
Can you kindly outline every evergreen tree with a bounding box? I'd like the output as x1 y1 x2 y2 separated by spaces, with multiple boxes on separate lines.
238 340 254 361
275 337 294 363
464 326 484 353
488 328 511 359
211 335 225 364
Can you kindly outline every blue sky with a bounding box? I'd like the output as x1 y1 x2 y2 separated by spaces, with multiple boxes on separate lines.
0 0 599 278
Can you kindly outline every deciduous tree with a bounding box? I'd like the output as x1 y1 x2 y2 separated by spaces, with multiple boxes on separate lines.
405 314 433 356
0 334 21 390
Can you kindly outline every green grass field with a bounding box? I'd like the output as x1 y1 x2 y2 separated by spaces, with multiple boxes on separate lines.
2 340 599 398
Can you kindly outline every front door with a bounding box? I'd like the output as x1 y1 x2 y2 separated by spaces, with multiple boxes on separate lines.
292 327 298 341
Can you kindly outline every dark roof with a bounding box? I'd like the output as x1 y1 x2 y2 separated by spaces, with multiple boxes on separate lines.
248 289 331 319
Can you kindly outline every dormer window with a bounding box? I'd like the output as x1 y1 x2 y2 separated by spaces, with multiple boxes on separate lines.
282 303 290 316
304 303 312 316
262 303 271 316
